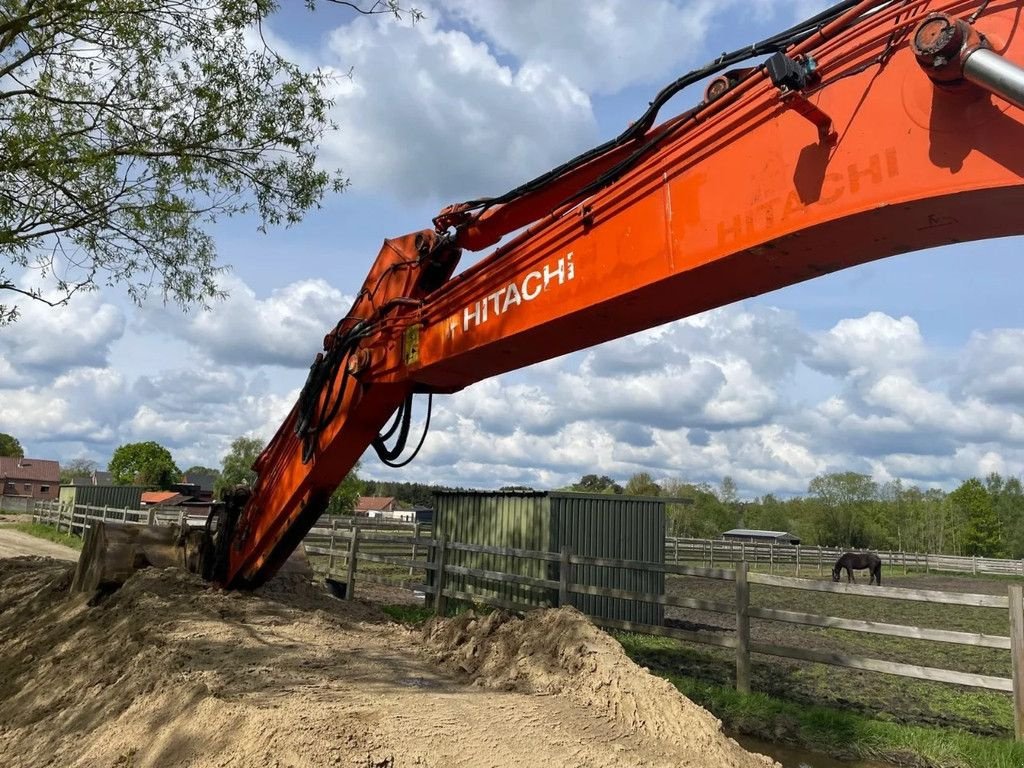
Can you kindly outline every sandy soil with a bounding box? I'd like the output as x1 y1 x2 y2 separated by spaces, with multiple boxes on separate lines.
0 557 776 768
0 527 78 560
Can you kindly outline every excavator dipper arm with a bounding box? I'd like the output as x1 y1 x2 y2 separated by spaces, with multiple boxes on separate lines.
221 0 1024 588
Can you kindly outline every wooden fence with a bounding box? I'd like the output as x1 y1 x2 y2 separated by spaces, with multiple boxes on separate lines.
664 536 1024 578
30 499 1024 579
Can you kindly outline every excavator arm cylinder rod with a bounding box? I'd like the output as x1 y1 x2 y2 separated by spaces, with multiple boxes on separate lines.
964 48 1024 110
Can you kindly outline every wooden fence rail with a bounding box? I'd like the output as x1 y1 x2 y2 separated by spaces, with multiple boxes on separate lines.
31 500 1024 579
663 536 1024 578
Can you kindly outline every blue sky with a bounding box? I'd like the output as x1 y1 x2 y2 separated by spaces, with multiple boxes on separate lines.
2 0 1023 498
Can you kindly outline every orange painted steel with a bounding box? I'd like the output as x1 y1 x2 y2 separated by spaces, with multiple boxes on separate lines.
224 0 1024 587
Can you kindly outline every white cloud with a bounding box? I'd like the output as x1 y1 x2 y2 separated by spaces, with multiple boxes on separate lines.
442 0 723 94
957 329 1024 405
144 275 353 368
808 312 924 381
0 288 125 380
316 8 596 201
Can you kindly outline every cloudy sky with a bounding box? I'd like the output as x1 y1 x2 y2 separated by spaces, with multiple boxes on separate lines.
3 0 1023 498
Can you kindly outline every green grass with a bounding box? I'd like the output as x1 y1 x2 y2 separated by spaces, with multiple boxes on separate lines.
382 604 435 624
12 522 83 550
616 632 1024 768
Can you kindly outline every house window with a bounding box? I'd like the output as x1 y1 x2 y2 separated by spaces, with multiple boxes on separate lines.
23 483 31 491
3 482 13 493
40 485 50 493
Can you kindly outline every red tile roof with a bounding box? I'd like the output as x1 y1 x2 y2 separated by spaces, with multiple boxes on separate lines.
0 457 59 483
355 496 395 512
141 491 187 506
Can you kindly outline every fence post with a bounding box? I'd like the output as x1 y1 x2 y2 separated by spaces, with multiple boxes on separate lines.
796 545 801 577
147 507 157 526
735 560 751 694
817 545 822 575
559 546 572 607
710 541 714 568
769 542 775 574
973 556 978 575
925 552 930 574
328 519 338 575
434 534 449 616
1009 585 1024 741
410 521 420 577
344 526 360 600
674 537 679 564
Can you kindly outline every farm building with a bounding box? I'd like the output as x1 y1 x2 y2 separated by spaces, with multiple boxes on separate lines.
1 457 59 503
354 496 396 517
722 529 800 546
430 490 665 625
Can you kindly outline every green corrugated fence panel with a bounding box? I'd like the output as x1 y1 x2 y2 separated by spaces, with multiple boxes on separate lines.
431 490 552 607
431 491 665 624
550 493 665 625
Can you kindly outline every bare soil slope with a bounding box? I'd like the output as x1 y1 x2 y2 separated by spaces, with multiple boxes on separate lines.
0 557 775 768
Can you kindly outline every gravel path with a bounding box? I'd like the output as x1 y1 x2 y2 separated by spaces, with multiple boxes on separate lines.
0 527 77 561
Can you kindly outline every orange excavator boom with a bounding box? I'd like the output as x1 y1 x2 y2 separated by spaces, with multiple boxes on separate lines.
90 0 1024 590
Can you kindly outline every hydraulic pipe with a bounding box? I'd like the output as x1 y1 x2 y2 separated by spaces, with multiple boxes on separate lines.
963 48 1024 111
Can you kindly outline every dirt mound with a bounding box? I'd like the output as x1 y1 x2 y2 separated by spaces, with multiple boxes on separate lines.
423 606 774 765
1 557 776 767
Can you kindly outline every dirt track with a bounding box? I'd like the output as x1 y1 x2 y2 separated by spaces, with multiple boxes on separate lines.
0 527 77 560
0 557 777 768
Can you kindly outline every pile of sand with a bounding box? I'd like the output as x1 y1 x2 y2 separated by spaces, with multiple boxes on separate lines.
0 557 775 768
422 606 768 762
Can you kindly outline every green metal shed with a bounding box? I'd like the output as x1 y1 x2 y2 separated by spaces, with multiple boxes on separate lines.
58 484 144 512
431 490 664 625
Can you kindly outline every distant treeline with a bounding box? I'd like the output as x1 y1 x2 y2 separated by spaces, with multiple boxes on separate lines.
358 471 1024 559
650 472 1022 559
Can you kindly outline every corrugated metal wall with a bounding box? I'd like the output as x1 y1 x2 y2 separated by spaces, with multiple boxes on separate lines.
550 493 664 625
432 491 553 607
432 490 665 624
59 484 144 511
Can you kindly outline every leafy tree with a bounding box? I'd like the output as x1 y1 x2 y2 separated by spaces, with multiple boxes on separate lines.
661 479 731 537
624 472 661 497
216 437 264 497
808 472 878 547
746 493 791 533
717 475 742 527
108 441 179 488
0 433 24 458
567 474 624 494
0 0 353 324
183 465 220 481
326 462 364 516
360 479 456 507
985 472 1024 557
950 478 1002 557
60 457 97 484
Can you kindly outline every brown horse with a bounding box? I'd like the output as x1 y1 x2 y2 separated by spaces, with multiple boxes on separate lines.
832 551 882 585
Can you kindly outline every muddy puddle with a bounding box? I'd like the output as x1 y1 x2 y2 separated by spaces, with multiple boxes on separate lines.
735 736 897 768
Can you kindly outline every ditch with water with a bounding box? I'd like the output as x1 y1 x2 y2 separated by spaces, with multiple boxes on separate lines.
735 736 899 768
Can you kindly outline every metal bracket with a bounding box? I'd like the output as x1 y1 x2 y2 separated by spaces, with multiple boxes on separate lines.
782 92 837 144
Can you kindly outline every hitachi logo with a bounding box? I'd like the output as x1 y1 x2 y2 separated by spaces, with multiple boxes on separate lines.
462 253 575 333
